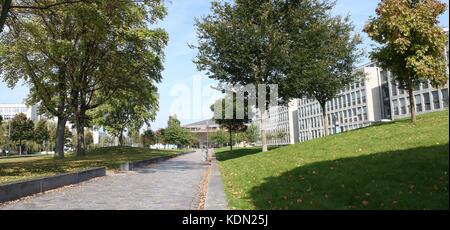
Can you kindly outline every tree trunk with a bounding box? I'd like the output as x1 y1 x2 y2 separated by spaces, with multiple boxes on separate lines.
54 117 67 158
229 129 233 151
321 103 329 136
19 139 22 156
260 108 268 152
75 118 85 157
119 130 124 146
0 0 12 33
408 86 416 123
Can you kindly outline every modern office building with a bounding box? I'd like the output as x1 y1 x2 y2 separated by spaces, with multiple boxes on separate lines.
252 100 299 146
0 104 38 121
253 29 449 145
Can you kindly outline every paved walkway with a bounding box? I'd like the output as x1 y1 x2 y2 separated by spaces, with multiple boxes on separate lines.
0 151 209 210
205 150 228 210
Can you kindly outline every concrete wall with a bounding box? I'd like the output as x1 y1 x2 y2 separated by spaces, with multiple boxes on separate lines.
0 167 106 203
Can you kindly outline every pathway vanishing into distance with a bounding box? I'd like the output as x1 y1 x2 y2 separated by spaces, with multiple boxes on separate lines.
0 151 210 210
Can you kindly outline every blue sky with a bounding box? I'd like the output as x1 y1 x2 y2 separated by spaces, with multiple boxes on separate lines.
1 0 449 130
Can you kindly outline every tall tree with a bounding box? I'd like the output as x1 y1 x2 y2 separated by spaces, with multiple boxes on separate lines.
155 128 165 144
34 120 50 152
48 121 73 152
364 0 448 123
92 87 159 147
281 0 363 136
1 0 90 33
9 113 34 155
209 130 229 147
0 115 5 149
142 129 156 147
84 129 93 150
163 116 193 148
0 0 168 157
193 0 288 152
245 124 260 144
211 95 251 151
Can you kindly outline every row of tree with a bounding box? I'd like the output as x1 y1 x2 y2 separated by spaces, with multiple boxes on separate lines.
138 116 195 149
0 113 91 155
194 0 448 152
0 1 168 158
209 124 260 149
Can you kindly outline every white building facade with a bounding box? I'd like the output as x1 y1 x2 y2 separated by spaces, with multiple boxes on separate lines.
0 104 38 121
254 30 449 145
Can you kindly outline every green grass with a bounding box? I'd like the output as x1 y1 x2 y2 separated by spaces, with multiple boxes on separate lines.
0 146 181 185
216 110 449 210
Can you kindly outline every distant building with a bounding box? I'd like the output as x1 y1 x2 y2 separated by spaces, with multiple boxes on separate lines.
92 128 109 145
183 119 221 147
0 104 38 121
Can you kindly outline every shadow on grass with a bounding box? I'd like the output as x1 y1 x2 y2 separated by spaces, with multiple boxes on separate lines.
249 144 449 210
216 146 280 162
0 147 177 183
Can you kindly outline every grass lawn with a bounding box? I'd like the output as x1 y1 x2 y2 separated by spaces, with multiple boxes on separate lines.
0 146 182 185
216 110 449 210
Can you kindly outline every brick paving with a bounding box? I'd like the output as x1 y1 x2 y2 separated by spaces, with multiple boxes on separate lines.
0 150 209 210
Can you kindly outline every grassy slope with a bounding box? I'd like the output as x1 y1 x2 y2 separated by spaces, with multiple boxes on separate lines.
216 110 449 210
0 147 180 185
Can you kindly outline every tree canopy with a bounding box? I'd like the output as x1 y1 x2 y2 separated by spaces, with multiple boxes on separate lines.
9 113 34 155
364 0 448 122
194 0 290 152
163 116 194 147
0 0 168 157
282 0 363 136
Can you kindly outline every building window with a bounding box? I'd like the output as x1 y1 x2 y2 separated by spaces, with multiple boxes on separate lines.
351 92 356 106
415 95 422 112
357 107 363 121
356 91 361 104
381 71 388 82
400 98 407 115
341 95 346 108
343 110 348 123
423 93 431 111
393 99 399 116
363 106 368 121
361 90 366 104
422 81 429 89
347 94 351 107
391 81 398 96
442 89 449 108
432 91 441 109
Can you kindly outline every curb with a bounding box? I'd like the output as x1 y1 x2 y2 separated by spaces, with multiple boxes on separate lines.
119 151 196 171
204 152 228 210
0 167 106 203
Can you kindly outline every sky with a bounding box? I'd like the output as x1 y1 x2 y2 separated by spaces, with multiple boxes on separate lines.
1 0 449 130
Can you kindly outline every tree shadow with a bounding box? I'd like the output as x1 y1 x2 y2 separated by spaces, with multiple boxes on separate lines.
0 147 178 184
248 144 449 210
216 146 280 162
